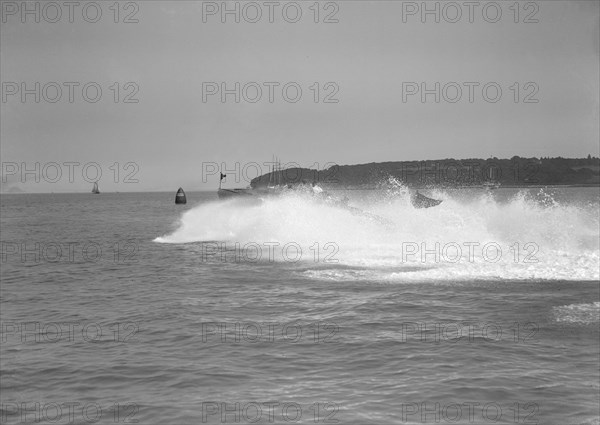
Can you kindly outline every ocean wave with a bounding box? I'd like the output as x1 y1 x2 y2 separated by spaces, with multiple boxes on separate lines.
553 302 600 324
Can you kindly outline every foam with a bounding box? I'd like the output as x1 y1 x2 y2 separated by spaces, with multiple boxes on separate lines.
155 184 599 282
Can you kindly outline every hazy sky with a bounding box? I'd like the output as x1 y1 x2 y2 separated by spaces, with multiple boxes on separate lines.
1 0 599 192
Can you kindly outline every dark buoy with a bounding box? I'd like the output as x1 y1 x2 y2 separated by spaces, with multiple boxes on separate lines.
175 187 187 204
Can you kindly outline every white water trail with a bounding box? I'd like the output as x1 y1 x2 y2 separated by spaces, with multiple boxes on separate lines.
155 182 599 282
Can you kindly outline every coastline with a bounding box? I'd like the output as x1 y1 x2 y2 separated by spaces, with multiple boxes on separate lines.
2 184 599 195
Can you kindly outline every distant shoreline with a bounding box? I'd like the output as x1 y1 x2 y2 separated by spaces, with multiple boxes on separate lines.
2 183 599 195
2 156 599 194
251 156 600 189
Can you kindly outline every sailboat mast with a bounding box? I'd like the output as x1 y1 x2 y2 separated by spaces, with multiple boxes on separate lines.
269 155 273 186
278 156 282 186
267 155 282 187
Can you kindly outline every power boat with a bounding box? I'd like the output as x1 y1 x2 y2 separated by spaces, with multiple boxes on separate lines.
217 187 255 199
410 190 443 208
217 173 269 206
217 158 286 201
482 181 501 190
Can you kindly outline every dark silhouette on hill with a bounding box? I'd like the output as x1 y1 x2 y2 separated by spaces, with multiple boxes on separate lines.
251 156 600 189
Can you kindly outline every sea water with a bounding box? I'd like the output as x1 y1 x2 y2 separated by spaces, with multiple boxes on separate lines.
1 187 598 424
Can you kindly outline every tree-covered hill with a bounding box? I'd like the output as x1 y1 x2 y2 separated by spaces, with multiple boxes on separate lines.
251 156 600 189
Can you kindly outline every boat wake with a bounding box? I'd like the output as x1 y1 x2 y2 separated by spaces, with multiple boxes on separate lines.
155 185 599 282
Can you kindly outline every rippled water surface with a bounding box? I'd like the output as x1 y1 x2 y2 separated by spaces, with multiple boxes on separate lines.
1 188 599 424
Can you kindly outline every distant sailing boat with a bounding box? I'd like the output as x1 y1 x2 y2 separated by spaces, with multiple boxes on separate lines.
92 182 100 194
483 165 500 189
267 155 283 189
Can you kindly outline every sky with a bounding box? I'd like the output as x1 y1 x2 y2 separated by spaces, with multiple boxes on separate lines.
1 0 599 192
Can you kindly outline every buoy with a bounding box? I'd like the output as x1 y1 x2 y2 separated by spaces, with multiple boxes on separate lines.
175 187 187 204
